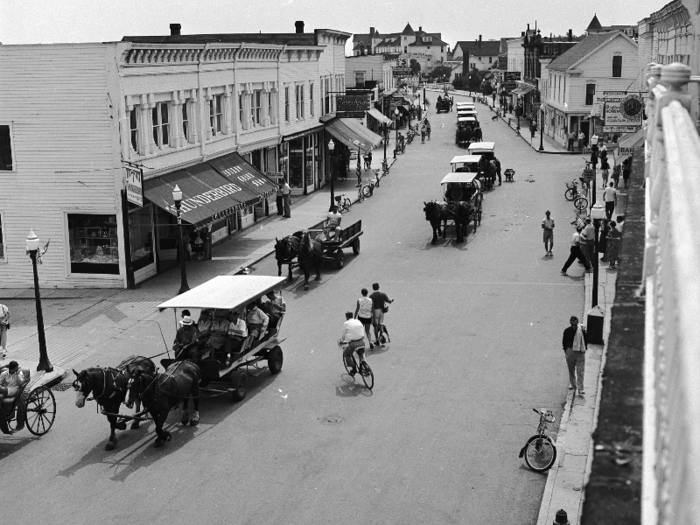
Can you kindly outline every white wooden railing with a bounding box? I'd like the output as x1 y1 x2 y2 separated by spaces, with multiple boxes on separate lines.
643 62 700 525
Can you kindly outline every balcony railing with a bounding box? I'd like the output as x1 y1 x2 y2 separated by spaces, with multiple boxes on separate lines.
643 62 700 525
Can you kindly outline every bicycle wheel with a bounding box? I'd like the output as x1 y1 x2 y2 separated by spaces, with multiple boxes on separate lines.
359 361 374 390
574 196 588 211
357 191 365 203
564 188 576 201
342 198 352 212
362 185 372 198
524 435 557 472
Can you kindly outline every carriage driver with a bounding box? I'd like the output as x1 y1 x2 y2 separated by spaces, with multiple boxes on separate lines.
446 183 464 202
323 206 343 240
172 310 199 361
0 361 27 435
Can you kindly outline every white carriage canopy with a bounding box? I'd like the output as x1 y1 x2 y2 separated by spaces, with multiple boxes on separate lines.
157 275 287 312
441 172 480 185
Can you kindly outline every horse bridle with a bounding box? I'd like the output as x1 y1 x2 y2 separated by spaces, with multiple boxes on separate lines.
73 368 121 403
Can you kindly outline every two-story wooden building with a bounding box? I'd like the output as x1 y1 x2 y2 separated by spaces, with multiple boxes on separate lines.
0 23 351 289
543 31 639 146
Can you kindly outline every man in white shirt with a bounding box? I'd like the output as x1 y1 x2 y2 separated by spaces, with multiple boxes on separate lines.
603 182 618 221
339 311 366 376
541 210 555 256
324 206 343 240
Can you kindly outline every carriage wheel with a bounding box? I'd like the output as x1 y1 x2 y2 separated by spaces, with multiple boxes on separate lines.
25 387 56 436
334 250 345 269
352 238 360 255
268 346 283 375
231 370 248 402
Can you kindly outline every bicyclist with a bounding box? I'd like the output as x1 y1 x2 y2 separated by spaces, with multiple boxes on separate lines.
339 311 366 376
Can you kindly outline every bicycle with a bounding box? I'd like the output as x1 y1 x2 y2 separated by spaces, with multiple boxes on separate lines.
334 194 352 213
356 184 365 203
519 408 557 472
338 340 374 390
361 172 380 198
381 159 390 177
564 180 588 211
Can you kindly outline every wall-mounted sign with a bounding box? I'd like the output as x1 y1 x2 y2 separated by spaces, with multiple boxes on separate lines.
336 95 371 118
393 67 413 77
503 71 521 91
602 126 640 133
604 92 644 127
124 167 143 206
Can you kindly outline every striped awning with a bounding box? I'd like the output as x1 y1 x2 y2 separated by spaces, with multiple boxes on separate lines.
324 117 383 153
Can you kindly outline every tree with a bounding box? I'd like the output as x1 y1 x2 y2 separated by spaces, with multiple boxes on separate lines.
452 76 467 90
467 68 482 91
430 65 452 82
410 59 421 76
482 82 494 96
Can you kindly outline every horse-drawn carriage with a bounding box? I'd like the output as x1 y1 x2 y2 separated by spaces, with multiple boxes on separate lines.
423 173 483 245
467 142 498 190
455 117 482 147
455 101 476 111
275 221 362 289
457 108 478 119
1 362 60 436
436 96 452 113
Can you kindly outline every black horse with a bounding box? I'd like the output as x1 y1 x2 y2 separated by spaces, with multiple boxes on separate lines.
274 234 300 279
423 201 472 244
73 355 155 451
126 360 201 448
298 231 323 290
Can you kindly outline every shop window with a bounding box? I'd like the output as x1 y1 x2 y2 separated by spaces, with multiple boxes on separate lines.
252 90 262 126
152 102 170 149
289 137 304 189
309 83 314 116
210 94 223 136
296 85 304 119
324 78 331 115
285 86 290 122
129 204 154 272
355 72 365 87
612 56 622 78
68 214 120 275
0 213 5 260
585 84 595 106
182 102 189 142
268 91 273 122
0 125 13 171
128 108 139 154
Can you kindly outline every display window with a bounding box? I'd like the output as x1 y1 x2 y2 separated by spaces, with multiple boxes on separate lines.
129 204 155 271
305 134 315 188
68 214 120 275
289 137 304 189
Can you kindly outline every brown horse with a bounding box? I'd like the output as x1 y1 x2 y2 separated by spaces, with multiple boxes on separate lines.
73 355 155 451
298 231 323 290
126 360 201 448
423 201 472 244
274 234 300 279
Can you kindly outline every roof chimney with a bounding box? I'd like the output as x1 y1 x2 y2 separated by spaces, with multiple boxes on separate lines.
568 29 572 41
170 24 181 36
479 35 482 42
419 26 422 32
295 21 304 34
521 31 525 37
370 26 375 35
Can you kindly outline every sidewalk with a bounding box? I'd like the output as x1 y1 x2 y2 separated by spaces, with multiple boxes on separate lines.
536 176 624 525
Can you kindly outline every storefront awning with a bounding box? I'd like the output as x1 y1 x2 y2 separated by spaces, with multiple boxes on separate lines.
324 117 383 153
144 168 241 228
518 85 535 95
510 88 523 95
207 152 279 201
366 108 392 125
188 162 260 208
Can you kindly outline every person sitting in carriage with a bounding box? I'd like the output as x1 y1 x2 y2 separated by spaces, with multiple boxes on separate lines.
224 310 248 366
245 300 270 346
200 310 231 362
320 206 343 241
262 290 286 334
445 183 464 202
0 361 27 435
172 310 199 361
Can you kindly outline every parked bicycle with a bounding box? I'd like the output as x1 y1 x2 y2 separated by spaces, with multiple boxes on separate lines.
338 340 374 390
361 172 380 198
381 159 390 177
519 408 557 472
564 179 588 211
334 194 352 213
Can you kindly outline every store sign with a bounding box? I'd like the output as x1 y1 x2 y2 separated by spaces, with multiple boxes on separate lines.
393 67 413 77
503 71 521 91
604 92 644 127
602 126 639 133
124 167 143 206
337 95 370 113
618 147 636 157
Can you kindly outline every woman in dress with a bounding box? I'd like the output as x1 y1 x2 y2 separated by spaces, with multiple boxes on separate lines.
354 288 375 349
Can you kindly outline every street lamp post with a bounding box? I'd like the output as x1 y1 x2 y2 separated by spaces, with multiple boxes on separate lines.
172 185 190 295
539 107 545 151
26 231 52 372
382 122 387 168
328 139 336 211
394 108 400 159
590 203 606 307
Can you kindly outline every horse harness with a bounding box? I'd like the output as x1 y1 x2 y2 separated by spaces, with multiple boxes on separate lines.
132 361 199 406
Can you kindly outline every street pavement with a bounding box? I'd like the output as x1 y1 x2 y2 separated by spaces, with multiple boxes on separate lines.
0 94 620 524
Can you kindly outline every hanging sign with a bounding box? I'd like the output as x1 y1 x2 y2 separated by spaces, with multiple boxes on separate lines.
604 92 644 127
124 167 143 206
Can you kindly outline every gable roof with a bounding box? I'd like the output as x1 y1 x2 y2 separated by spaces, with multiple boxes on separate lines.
546 31 635 71
410 32 448 47
456 40 501 57
401 23 415 35
586 14 603 32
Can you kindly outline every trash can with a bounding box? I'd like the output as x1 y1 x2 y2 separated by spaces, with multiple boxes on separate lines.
586 305 604 345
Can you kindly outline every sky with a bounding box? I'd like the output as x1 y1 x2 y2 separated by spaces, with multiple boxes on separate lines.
1 0 667 50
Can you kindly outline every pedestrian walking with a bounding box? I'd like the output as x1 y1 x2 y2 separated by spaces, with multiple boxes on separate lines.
508 102 513 114
281 181 291 218
579 218 595 267
603 182 617 221
562 316 588 394
529 121 537 140
600 157 610 187
0 303 9 358
622 158 631 189
567 130 575 151
578 131 586 153
611 164 621 188
542 210 555 256
606 221 622 269
369 283 393 347
354 288 375 349
276 183 284 215
561 227 591 275
494 157 502 185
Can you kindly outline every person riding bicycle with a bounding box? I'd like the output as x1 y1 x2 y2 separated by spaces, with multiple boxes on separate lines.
339 311 366 376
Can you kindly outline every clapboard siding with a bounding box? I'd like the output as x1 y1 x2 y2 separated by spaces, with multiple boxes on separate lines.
279 53 322 137
0 44 121 288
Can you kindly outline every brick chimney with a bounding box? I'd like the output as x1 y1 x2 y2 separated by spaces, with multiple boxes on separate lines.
568 29 572 41
370 26 375 35
295 21 304 34
170 24 181 36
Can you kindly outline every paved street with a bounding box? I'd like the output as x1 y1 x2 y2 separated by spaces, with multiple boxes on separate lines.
1 95 590 524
